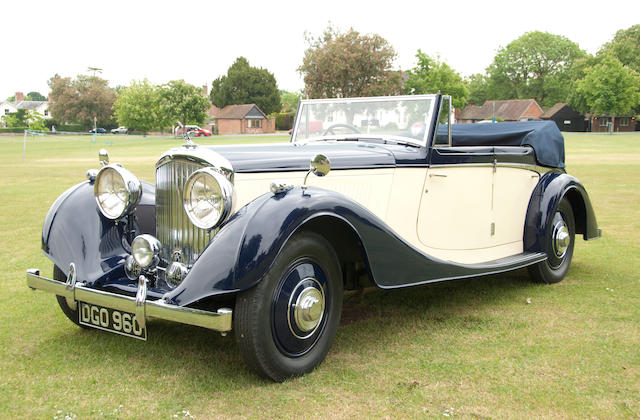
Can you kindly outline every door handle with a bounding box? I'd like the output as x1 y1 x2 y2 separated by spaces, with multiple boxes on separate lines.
429 173 447 178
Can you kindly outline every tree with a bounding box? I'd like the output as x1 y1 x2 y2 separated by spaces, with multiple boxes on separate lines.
404 50 469 109
210 57 281 115
158 80 209 126
486 31 585 106
298 26 402 98
48 74 116 128
1 109 27 127
599 24 640 74
280 90 301 112
466 73 490 106
572 55 640 124
113 79 164 134
27 110 48 131
25 91 47 101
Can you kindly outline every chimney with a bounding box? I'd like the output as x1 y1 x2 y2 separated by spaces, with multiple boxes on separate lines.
15 92 24 102
202 84 208 97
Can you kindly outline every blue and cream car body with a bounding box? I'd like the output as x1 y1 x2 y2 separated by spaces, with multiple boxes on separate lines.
27 94 600 381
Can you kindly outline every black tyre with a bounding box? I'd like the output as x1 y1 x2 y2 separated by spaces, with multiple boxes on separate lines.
53 265 88 328
528 199 575 284
234 231 343 381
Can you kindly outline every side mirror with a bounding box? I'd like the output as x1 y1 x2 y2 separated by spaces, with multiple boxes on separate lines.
303 154 330 189
310 154 330 177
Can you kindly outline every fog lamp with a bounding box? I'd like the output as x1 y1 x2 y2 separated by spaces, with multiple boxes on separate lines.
124 255 142 280
131 234 161 268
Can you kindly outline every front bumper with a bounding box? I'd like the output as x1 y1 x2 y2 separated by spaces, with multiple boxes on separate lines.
26 267 232 333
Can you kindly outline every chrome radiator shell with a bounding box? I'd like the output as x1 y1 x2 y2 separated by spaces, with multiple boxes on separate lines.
154 147 234 268
155 157 213 266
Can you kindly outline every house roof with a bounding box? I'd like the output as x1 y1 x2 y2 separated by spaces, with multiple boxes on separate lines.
459 99 542 121
14 100 47 110
541 103 567 119
216 104 266 119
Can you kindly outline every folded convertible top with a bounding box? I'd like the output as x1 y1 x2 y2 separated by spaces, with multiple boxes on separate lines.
451 121 565 168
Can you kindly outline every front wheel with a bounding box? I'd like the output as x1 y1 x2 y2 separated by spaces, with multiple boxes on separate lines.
528 199 575 284
234 231 343 381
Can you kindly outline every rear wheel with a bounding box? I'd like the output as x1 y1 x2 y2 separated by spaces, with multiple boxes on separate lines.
528 199 575 284
234 231 343 381
53 265 87 328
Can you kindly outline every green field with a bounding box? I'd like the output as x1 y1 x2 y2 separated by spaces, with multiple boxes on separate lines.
1 132 638 418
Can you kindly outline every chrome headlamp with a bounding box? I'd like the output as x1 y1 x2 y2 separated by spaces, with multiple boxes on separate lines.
94 164 142 219
183 167 233 229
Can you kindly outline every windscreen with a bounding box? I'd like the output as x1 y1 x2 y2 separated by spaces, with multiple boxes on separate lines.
292 96 435 146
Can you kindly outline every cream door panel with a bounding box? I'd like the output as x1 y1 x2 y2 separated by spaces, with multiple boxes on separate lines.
417 166 493 250
233 168 395 220
491 167 539 247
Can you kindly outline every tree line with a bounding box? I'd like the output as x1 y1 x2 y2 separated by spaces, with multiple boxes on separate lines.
5 24 638 133
298 25 640 119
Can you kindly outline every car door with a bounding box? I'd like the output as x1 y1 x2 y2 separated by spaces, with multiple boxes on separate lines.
417 160 493 251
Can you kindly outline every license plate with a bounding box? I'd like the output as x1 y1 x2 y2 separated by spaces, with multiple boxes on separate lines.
79 302 147 340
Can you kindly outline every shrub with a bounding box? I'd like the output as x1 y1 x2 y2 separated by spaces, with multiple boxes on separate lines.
274 112 295 130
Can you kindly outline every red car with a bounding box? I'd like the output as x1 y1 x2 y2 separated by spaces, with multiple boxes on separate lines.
177 125 211 137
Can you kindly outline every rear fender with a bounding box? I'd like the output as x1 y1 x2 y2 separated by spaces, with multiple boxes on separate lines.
524 172 600 254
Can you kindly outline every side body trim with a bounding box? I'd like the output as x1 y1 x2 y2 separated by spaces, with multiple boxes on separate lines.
165 186 549 306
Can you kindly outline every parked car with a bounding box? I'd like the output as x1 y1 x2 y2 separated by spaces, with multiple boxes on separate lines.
26 94 600 381
89 128 106 134
176 125 211 137
111 126 129 134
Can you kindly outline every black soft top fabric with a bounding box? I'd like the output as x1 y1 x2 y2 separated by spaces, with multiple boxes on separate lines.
450 121 565 168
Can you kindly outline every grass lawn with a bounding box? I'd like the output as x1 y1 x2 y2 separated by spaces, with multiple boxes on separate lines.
0 132 638 418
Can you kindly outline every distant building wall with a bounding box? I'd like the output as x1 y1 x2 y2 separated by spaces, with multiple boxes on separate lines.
590 116 637 133
217 119 243 135
522 102 543 120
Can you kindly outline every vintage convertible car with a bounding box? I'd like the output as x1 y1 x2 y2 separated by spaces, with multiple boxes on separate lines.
26 94 600 381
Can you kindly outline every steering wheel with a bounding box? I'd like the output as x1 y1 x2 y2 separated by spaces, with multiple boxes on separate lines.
322 123 361 136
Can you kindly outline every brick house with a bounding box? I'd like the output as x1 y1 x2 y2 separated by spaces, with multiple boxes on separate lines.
208 104 275 135
458 99 543 123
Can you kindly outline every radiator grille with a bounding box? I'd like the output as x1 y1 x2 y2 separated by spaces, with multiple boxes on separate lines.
155 157 214 266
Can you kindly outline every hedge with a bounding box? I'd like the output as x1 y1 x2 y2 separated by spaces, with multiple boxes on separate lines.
0 127 28 133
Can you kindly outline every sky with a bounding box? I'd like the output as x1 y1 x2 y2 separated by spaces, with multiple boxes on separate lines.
1 0 637 101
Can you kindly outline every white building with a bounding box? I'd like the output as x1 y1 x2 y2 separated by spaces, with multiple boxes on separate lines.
1 92 51 126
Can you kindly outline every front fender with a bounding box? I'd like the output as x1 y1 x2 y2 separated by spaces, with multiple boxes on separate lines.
41 179 155 284
524 172 600 254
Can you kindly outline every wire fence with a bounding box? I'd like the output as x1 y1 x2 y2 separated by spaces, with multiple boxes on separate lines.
16 130 290 161
19 130 180 161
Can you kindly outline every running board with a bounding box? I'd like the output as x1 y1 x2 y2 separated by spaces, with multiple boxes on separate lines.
380 251 547 289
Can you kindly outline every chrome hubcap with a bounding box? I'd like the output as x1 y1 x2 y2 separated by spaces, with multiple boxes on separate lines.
294 287 325 332
552 220 570 258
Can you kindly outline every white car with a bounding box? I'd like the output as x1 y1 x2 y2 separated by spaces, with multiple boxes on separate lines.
111 126 129 134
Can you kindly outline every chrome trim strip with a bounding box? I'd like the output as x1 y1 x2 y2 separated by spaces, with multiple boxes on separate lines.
429 162 556 174
25 269 232 332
